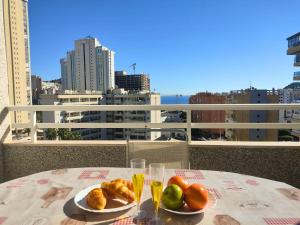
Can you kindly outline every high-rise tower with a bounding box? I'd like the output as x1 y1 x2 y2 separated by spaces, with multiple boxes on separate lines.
61 37 115 93
3 0 32 124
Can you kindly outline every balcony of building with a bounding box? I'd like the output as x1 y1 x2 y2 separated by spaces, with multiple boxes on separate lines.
294 54 300 66
287 32 300 55
0 104 300 189
293 71 300 80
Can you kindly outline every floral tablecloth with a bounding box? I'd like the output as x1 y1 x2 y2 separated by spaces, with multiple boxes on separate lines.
0 167 299 225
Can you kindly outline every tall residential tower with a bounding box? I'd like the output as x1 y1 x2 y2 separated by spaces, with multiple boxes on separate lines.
3 0 32 124
61 37 115 93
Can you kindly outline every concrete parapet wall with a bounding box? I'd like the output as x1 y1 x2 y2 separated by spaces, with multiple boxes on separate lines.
1 141 299 188
2 141 127 181
190 141 300 188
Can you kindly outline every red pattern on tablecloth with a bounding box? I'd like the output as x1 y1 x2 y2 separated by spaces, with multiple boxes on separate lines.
6 179 28 188
264 218 300 225
222 180 245 191
78 170 109 179
112 217 150 225
175 169 205 179
246 179 259 186
0 217 7 224
37 179 49 185
207 188 222 199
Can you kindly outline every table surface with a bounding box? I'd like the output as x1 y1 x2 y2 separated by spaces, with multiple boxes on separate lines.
0 167 299 225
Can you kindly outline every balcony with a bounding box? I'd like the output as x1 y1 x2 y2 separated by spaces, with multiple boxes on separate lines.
294 54 300 66
293 71 300 80
0 104 300 188
287 32 300 55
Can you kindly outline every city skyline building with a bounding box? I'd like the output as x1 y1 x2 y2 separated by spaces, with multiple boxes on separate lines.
3 0 32 124
39 91 106 140
31 74 42 104
189 92 226 137
106 89 161 140
60 36 115 93
115 70 150 91
226 88 279 141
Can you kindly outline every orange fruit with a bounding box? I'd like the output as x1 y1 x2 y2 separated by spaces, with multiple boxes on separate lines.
167 176 189 192
184 183 208 210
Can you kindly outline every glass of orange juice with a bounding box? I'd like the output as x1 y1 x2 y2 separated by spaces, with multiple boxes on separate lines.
149 163 165 225
130 158 146 219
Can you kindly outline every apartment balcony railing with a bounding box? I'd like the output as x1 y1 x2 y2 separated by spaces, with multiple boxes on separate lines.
6 104 300 143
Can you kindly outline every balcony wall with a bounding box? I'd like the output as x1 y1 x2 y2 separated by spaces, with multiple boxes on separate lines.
1 141 299 188
190 142 300 188
2 141 127 181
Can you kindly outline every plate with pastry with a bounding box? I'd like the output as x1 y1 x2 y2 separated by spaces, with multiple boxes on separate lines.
74 178 136 213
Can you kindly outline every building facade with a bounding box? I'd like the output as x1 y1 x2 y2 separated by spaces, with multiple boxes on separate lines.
287 32 300 81
189 92 226 136
3 0 32 124
60 37 115 93
106 89 161 140
115 71 150 91
39 91 106 140
226 88 279 141
31 75 42 104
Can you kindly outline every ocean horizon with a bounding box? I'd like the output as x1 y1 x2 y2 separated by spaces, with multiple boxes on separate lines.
161 95 190 104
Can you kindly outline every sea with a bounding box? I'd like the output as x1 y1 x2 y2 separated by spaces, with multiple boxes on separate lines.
161 95 190 104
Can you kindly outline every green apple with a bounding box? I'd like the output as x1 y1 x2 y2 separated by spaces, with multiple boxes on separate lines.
162 184 184 210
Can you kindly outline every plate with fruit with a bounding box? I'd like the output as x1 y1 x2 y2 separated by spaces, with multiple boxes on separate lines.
74 178 136 213
160 176 217 215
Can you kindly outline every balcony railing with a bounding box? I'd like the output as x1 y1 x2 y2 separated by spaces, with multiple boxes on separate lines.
6 104 300 143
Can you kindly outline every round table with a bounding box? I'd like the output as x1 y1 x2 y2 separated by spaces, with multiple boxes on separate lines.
0 167 299 225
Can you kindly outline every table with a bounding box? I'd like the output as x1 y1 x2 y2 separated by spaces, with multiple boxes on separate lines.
0 167 299 225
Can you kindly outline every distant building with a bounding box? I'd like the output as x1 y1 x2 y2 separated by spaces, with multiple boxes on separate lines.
39 91 106 140
42 80 61 95
189 92 226 136
3 0 32 124
106 89 161 140
226 88 279 141
287 32 300 80
115 71 150 91
60 36 115 93
31 75 42 104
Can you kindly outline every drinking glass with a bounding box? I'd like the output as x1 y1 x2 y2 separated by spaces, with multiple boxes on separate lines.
130 158 146 219
149 163 165 225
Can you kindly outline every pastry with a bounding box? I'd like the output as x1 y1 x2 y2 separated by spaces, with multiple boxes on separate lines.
111 178 134 192
86 188 107 210
101 180 135 203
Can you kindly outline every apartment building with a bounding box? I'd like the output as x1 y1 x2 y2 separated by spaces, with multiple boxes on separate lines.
3 0 32 124
226 88 279 141
60 36 115 93
39 91 106 140
189 92 226 137
31 75 42 104
115 71 150 91
106 89 161 140
287 32 300 81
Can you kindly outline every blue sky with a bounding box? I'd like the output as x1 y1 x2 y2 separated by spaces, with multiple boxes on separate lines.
29 0 300 95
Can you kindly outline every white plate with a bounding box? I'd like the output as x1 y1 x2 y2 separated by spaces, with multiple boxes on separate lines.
74 184 136 213
160 191 217 215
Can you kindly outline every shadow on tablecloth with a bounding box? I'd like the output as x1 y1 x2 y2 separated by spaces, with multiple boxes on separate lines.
62 197 132 224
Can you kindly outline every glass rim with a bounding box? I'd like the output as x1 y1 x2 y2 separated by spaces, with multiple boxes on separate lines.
130 158 146 163
149 163 165 168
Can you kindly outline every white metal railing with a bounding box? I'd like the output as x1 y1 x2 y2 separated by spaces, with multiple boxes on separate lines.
6 104 300 143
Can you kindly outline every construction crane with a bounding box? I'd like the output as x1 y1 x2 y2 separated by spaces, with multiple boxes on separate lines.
129 63 136 75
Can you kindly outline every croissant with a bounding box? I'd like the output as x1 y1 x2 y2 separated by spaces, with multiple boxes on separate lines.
111 178 134 192
101 180 135 203
86 188 107 210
